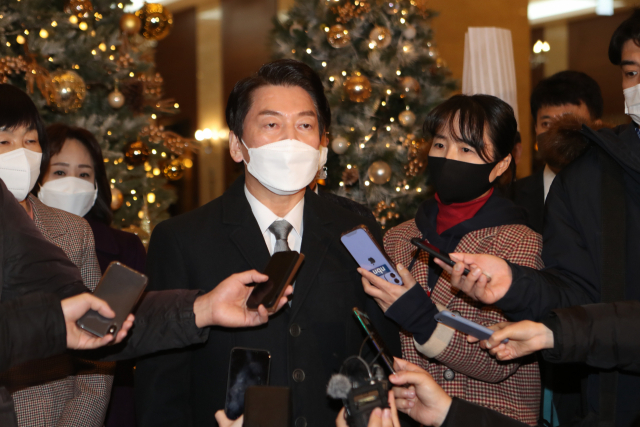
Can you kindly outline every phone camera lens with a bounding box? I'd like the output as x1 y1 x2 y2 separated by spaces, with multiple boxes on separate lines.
390 273 396 278
108 325 117 335
394 279 400 284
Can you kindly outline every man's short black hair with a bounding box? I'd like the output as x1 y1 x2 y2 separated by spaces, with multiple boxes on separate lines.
530 71 603 124
225 59 331 140
609 8 640 65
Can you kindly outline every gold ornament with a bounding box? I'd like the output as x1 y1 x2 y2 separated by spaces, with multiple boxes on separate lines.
135 3 174 41
120 13 142 35
108 88 125 109
405 138 428 177
123 141 150 166
64 0 93 19
163 158 185 180
110 186 124 210
342 167 359 186
0 56 28 84
48 70 86 113
344 75 372 103
331 136 349 154
398 110 416 127
368 160 392 184
369 26 392 49
327 24 350 49
332 1 371 23
399 76 420 96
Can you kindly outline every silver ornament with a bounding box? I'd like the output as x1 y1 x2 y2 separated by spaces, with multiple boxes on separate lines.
331 136 349 154
368 161 392 184
108 89 125 109
403 25 416 39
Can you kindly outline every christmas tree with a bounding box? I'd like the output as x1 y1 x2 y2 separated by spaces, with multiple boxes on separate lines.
273 0 456 230
0 0 192 242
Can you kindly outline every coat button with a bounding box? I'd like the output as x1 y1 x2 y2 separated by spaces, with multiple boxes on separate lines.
290 323 301 337
443 369 455 381
295 417 307 427
293 369 305 382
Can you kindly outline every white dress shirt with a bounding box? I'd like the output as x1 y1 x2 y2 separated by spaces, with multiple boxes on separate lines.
543 164 557 202
244 185 304 255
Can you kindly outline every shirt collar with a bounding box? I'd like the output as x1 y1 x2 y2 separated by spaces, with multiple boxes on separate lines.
244 185 304 236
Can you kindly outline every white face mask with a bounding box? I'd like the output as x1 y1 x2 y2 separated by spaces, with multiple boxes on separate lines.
38 177 98 217
0 148 43 201
242 138 328 196
624 83 640 125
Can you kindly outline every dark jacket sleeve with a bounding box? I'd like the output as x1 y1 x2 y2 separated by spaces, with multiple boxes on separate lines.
494 170 597 321
541 301 640 372
0 293 67 372
442 397 528 427
91 289 209 362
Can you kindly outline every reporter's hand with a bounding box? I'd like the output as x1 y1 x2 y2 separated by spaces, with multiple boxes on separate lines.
214 410 243 427
335 392 400 427
61 293 134 350
468 321 555 361
359 264 416 312
193 270 293 328
433 253 511 304
390 358 452 427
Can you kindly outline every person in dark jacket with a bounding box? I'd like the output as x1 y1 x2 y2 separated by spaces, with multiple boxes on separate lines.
435 11 640 426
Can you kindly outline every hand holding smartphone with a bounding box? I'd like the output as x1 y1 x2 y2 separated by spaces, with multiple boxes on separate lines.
410 238 471 276
246 251 304 313
225 348 271 420
434 311 508 344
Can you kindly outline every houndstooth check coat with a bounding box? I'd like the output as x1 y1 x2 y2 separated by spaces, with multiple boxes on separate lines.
384 219 543 425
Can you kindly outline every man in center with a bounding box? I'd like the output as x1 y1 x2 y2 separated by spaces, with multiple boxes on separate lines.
135 59 401 427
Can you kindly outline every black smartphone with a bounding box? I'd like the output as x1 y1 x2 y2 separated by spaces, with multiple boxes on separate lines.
246 251 304 313
243 386 291 427
410 238 471 276
352 308 396 375
76 261 147 338
224 347 271 420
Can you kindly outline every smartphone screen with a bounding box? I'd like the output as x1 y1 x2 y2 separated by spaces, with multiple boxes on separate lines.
341 226 403 285
246 251 303 311
353 308 396 375
225 348 271 420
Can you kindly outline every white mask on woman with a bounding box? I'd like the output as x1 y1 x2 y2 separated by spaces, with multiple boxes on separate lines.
242 139 328 196
624 83 640 125
0 148 43 201
38 177 98 217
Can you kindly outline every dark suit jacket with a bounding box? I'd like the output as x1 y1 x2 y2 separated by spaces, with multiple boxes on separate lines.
85 218 146 275
512 169 545 234
135 176 401 427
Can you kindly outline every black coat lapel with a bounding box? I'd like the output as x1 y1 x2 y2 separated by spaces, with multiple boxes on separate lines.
289 189 333 321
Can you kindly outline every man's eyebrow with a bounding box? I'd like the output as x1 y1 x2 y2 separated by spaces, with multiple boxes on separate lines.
540 115 552 120
620 60 639 67
257 110 282 116
298 110 316 117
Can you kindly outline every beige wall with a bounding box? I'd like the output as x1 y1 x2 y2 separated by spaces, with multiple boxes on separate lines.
427 0 533 177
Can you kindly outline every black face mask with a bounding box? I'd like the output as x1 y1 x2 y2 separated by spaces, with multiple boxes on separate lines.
428 156 499 205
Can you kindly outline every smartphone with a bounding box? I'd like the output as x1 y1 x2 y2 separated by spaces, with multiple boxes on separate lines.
76 261 147 338
341 225 403 285
434 311 508 343
352 308 396 375
224 348 271 420
243 386 291 427
246 251 304 313
410 238 471 276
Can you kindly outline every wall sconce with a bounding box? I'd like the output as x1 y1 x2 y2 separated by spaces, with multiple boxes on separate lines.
195 128 229 153
531 39 550 68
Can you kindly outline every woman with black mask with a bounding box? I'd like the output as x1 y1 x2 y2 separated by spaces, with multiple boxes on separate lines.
358 95 542 425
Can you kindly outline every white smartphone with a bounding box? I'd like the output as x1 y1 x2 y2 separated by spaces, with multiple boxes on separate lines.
341 225 403 286
434 311 508 343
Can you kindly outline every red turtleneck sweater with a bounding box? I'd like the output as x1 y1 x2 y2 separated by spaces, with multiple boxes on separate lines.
435 188 494 235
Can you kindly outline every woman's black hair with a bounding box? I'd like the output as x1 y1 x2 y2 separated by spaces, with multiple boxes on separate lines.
0 83 49 163
225 59 331 140
423 94 518 164
609 8 640 65
42 123 114 225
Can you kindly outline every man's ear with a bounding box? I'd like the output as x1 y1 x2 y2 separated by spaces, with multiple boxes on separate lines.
321 132 329 148
229 132 245 163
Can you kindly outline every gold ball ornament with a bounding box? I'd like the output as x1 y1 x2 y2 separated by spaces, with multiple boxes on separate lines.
368 161 392 184
398 110 416 127
368 26 392 49
64 0 93 18
331 136 349 154
163 158 185 181
123 141 150 166
327 24 351 49
135 3 174 41
110 187 124 210
48 70 86 113
120 13 142 35
399 76 421 96
344 75 372 103
108 88 125 109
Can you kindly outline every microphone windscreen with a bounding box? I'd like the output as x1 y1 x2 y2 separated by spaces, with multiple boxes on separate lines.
327 374 352 399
